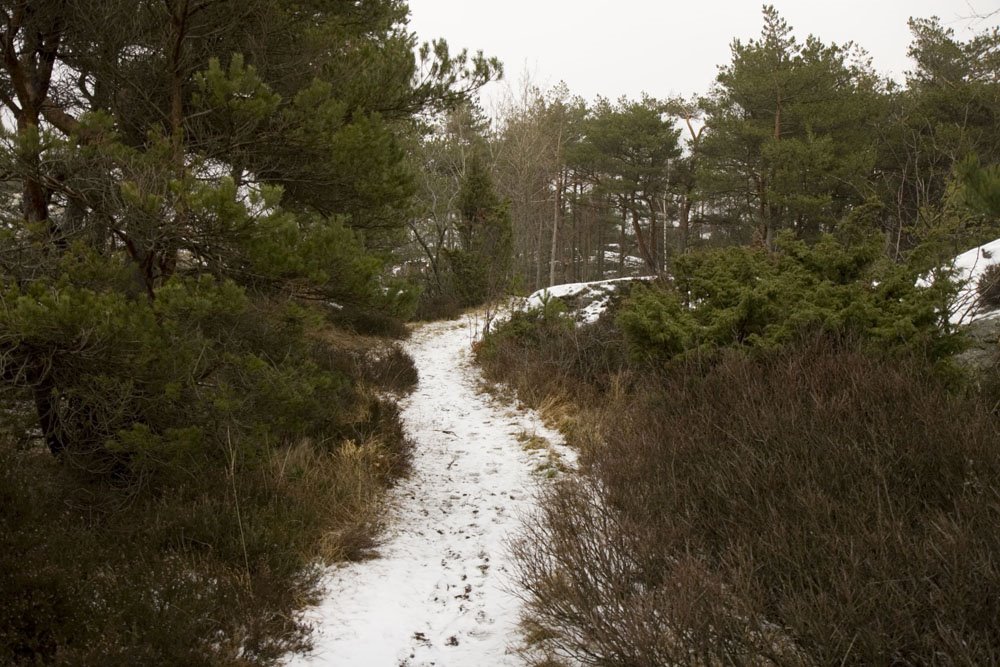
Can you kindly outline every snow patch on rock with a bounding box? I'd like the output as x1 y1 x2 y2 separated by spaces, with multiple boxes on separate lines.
942 238 1000 325
522 276 653 325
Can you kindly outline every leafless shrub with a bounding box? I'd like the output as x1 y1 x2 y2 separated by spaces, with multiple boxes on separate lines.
514 477 792 666
977 263 1000 310
361 343 419 395
512 339 1000 665
414 291 464 321
476 314 628 409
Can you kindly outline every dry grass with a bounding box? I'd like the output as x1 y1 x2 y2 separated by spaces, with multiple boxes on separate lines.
271 440 386 564
515 430 568 478
534 393 578 437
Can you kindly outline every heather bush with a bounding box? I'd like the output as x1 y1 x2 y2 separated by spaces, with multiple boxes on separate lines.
476 298 627 407
514 341 1000 665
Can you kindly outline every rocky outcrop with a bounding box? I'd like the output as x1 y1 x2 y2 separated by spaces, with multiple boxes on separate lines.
955 315 1000 372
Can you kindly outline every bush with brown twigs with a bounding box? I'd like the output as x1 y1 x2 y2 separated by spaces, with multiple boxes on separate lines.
977 263 1000 310
476 303 629 408
508 339 1000 665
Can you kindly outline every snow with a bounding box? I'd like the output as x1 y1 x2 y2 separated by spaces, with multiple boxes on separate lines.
286 315 574 667
601 250 646 269
523 276 652 324
931 237 1000 325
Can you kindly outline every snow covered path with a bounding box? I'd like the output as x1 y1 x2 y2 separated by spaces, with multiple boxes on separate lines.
288 315 572 667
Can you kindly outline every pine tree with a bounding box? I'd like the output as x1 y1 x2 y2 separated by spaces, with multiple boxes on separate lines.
700 5 882 247
446 151 512 306
574 96 681 274
0 1 499 456
873 17 1000 256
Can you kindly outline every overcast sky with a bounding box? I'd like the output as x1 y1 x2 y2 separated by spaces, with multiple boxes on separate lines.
406 0 1000 110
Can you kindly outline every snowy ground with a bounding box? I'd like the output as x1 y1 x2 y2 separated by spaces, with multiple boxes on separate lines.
941 237 1000 325
522 276 653 324
286 315 574 667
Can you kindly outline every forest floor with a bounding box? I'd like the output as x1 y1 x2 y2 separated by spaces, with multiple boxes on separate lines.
286 314 574 667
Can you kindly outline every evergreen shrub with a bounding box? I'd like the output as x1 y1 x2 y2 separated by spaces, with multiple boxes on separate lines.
618 234 959 365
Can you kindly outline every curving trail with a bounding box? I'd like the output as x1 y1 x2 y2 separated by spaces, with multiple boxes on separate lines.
287 315 572 667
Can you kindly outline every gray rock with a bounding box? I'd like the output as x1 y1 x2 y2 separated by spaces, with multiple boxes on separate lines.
956 315 1000 372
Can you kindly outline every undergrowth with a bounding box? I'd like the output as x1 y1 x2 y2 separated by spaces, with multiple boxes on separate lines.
512 343 1000 665
0 315 417 666
477 242 1000 665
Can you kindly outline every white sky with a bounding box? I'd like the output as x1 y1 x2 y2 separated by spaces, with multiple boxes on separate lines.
406 0 1000 110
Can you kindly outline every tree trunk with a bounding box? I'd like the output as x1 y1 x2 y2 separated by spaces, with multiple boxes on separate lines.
19 119 52 229
649 209 657 271
648 201 659 272
661 195 668 273
534 207 544 289
619 203 627 276
630 199 658 275
572 179 581 281
595 197 606 279
0 9 71 455
766 92 782 249
679 194 692 254
32 372 66 456
549 169 561 287
160 0 192 292
755 176 773 249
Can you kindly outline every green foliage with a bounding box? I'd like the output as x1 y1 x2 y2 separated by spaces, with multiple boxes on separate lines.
614 287 696 359
871 19 1000 256
407 103 519 315
439 152 513 308
575 96 681 203
0 0 499 659
0 269 354 460
457 150 501 232
618 234 959 364
245 210 387 302
957 155 1000 218
192 54 282 129
572 95 681 270
484 296 571 347
0 0 454 463
440 248 486 307
0 265 419 660
701 6 883 243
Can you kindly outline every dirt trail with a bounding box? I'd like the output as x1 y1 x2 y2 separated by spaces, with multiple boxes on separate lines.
287 315 572 666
